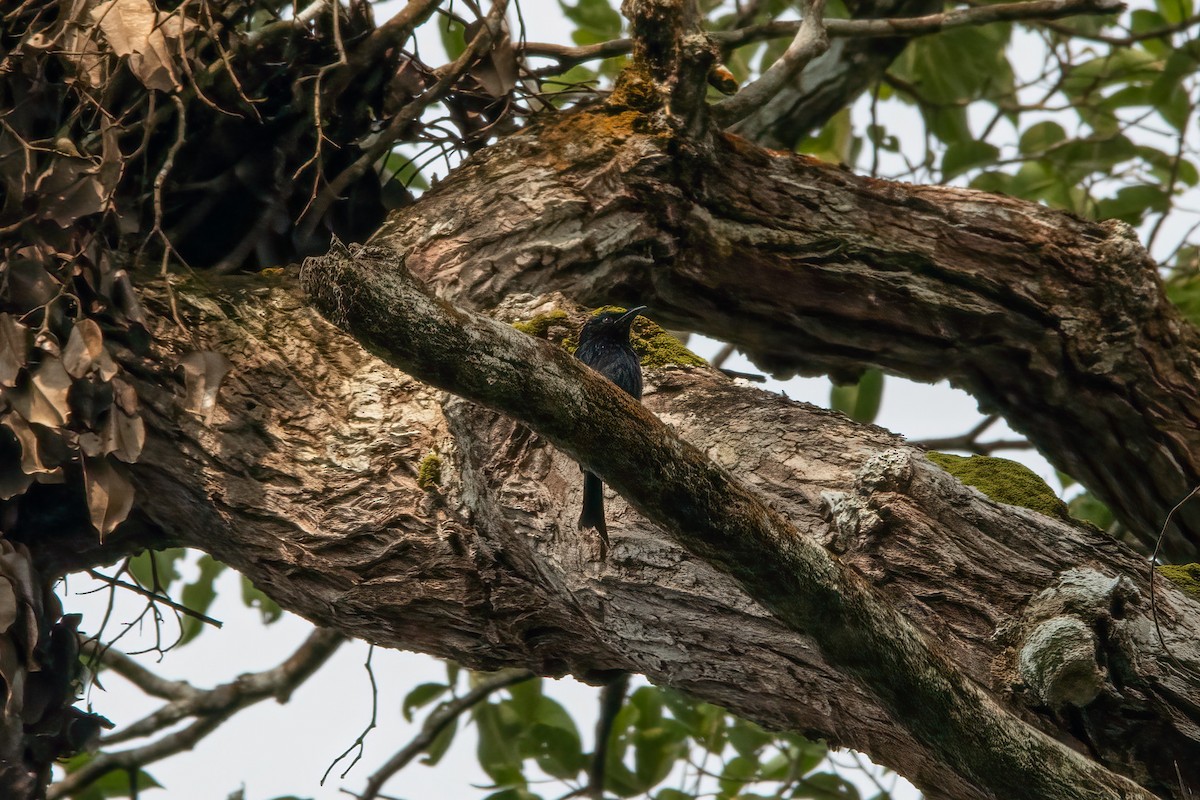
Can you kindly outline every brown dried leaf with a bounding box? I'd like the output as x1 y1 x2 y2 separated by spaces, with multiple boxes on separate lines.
0 314 30 388
63 0 108 86
111 377 139 415
34 157 107 225
0 578 16 633
12 359 73 429
178 351 232 420
465 19 518 98
104 409 145 463
62 319 118 380
2 414 55 478
91 0 196 92
83 456 135 539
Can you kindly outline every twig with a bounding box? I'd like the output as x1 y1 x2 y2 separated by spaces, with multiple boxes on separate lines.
80 635 196 700
51 629 344 798
355 668 534 800
86 569 224 630
520 0 1127 71
712 0 829 126
323 645 380 784
298 0 510 240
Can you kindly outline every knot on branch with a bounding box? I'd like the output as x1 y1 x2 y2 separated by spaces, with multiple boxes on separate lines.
1011 568 1140 709
820 449 914 551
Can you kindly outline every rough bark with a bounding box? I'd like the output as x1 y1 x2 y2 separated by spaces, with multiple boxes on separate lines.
84 260 1198 800
367 104 1200 562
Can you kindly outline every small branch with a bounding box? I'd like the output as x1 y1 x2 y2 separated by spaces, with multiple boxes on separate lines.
712 0 829 126
81 637 197 701
519 0 1126 72
298 0 509 240
913 415 1033 455
61 628 344 781
356 669 535 800
86 569 224 630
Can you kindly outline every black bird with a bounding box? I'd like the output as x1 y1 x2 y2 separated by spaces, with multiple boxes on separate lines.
575 306 646 553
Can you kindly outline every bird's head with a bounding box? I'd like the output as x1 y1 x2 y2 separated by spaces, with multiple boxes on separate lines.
578 306 647 345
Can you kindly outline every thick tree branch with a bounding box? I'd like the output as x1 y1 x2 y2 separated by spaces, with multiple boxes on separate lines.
298 243 1161 800
102 271 1199 799
369 106 1200 561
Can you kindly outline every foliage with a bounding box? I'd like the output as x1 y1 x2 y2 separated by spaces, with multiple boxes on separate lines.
399 668 864 800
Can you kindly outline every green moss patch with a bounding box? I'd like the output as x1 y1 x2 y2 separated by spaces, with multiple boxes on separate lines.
927 452 1068 520
417 452 442 490
1157 563 1200 599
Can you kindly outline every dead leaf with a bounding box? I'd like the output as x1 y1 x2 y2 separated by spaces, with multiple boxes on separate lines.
0 578 17 633
62 319 118 380
177 351 232 420
109 270 147 329
103 409 145 463
0 314 30 388
2 414 58 478
465 18 518 98
110 377 138 415
63 0 108 86
91 0 196 92
82 456 134 539
11 358 73 429
34 156 108 225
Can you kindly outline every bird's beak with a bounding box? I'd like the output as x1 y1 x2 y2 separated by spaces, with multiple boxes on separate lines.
616 306 647 329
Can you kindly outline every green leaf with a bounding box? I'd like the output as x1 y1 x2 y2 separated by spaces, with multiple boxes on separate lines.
1018 121 1067 155
793 772 862 799
1156 0 1193 25
403 682 449 722
530 721 585 778
63 755 162 800
798 108 860 165
241 575 282 624
1095 185 1169 225
127 547 185 591
830 368 884 424
1068 491 1115 530
892 24 1014 105
728 719 772 758
718 755 759 798
1062 49 1162 98
177 555 226 647
656 791 696 800
507 675 544 721
439 15 467 60
421 716 458 766
629 686 664 728
560 0 622 45
633 721 688 789
942 141 1000 181
475 702 525 787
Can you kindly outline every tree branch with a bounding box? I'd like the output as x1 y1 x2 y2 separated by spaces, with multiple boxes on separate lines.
110 270 1200 799
370 105 1200 561
299 243 1159 800
356 669 535 800
519 0 1126 71
53 628 345 797
712 0 830 127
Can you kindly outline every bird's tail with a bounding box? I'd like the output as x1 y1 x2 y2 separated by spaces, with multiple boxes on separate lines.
579 471 609 551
